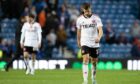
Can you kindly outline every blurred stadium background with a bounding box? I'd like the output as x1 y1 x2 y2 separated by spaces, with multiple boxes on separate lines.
0 0 140 76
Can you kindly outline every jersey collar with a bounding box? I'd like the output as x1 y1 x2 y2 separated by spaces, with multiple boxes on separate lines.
83 14 92 18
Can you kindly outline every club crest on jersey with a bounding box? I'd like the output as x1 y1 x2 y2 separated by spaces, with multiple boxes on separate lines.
92 20 96 24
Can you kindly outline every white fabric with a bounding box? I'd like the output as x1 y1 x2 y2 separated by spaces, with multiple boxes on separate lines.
76 14 103 48
82 64 88 82
20 22 42 47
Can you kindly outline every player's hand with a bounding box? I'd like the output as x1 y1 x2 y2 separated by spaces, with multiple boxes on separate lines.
95 37 100 43
38 43 41 48
20 43 24 49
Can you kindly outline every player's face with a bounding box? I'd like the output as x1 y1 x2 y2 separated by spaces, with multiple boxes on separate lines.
83 8 92 17
29 17 34 23
25 16 29 22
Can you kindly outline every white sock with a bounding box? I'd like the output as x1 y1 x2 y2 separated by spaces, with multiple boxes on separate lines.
24 58 30 70
91 64 96 80
31 60 35 72
82 63 88 82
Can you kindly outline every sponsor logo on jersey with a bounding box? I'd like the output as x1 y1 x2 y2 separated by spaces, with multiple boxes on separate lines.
82 23 97 28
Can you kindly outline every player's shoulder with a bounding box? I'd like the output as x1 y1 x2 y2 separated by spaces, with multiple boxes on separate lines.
34 22 39 25
92 14 99 17
22 22 29 29
34 22 41 26
34 22 42 30
92 14 101 19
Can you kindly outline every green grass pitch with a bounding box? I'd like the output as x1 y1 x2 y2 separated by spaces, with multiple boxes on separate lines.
0 69 140 84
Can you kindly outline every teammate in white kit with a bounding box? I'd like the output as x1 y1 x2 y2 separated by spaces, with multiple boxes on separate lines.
76 3 103 84
20 14 42 75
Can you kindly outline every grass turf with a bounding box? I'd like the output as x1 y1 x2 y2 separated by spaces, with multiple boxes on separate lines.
0 69 140 84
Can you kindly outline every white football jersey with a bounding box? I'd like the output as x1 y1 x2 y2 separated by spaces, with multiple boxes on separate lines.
20 22 42 47
76 14 103 48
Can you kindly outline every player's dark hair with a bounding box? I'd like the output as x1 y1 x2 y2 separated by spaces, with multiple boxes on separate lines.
82 3 91 10
29 13 35 19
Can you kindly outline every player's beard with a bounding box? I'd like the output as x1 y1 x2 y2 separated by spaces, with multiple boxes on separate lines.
85 14 92 18
87 13 92 17
84 12 92 18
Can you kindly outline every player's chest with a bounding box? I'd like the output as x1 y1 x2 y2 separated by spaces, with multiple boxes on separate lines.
80 18 97 28
25 24 37 32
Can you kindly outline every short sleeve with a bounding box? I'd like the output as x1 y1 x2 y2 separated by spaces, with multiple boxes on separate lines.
96 17 103 28
76 18 81 29
37 23 42 33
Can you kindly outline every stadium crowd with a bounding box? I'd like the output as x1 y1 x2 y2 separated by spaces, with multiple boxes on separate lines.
0 0 140 59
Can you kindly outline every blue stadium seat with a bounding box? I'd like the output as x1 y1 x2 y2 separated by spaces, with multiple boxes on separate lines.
1 18 10 23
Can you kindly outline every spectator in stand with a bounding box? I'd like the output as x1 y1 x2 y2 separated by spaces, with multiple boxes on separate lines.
0 39 9 58
56 24 67 57
116 32 128 44
45 11 59 35
1 0 29 18
104 21 116 44
33 0 47 14
46 0 58 12
22 7 30 16
7 39 15 58
44 29 57 58
67 4 80 21
131 39 140 57
58 4 70 29
31 6 37 18
38 9 46 29
0 39 14 60
131 20 140 57
130 20 140 39
68 20 77 38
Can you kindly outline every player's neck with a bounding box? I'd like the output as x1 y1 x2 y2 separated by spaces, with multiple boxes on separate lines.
29 20 35 24
83 14 92 18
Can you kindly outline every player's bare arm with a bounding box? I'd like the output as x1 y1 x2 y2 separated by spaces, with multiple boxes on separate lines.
95 26 103 43
77 28 81 48
37 23 42 48
20 28 25 49
38 32 42 48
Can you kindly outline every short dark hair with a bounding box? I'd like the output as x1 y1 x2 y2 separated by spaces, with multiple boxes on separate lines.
82 3 91 10
29 13 35 19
